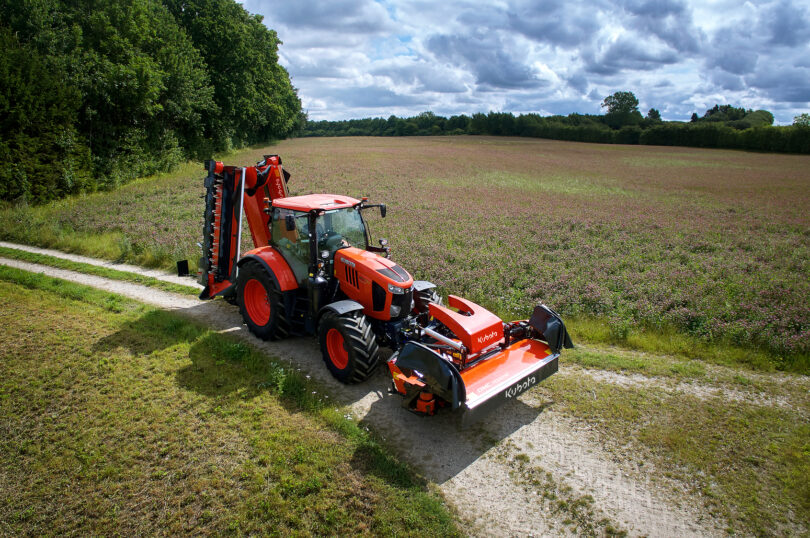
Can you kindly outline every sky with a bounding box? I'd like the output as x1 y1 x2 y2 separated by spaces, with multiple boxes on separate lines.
240 0 810 124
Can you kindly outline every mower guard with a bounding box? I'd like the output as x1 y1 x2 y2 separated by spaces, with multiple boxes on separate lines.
393 342 465 409
392 337 559 427
459 338 558 427
530 304 573 354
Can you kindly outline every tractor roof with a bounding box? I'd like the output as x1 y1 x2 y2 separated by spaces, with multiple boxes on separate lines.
272 194 360 212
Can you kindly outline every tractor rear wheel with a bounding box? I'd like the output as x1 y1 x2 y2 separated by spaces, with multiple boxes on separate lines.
237 261 289 340
318 310 380 383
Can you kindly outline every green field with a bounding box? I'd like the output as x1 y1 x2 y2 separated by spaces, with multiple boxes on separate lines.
2 136 807 371
0 266 458 535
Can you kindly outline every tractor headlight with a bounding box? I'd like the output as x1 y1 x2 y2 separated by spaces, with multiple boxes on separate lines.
390 305 402 318
388 283 404 294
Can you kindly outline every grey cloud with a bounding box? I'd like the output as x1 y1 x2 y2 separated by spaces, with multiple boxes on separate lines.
766 0 810 46
711 48 758 76
746 63 810 103
328 86 428 108
369 62 468 93
585 37 679 75
251 0 393 34
706 28 758 75
709 70 745 92
587 88 603 101
620 0 704 54
283 54 346 79
506 0 602 48
567 72 589 93
426 32 547 89
622 0 684 18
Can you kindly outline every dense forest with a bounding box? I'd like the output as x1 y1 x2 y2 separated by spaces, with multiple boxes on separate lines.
303 95 810 155
0 0 302 204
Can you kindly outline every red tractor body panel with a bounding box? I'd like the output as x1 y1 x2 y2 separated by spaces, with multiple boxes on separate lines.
429 295 504 355
334 247 413 321
242 245 298 291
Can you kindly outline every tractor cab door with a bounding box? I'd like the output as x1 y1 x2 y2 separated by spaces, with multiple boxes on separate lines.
270 207 311 285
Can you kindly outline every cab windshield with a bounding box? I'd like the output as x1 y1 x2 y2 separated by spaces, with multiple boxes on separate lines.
319 207 367 254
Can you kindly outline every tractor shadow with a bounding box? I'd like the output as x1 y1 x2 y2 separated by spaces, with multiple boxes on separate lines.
177 298 552 484
92 308 208 357
353 372 554 484
94 298 552 484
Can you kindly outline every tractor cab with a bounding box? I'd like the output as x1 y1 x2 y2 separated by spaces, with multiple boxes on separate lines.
269 194 387 285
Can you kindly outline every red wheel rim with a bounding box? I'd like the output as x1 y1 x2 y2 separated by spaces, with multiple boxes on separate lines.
326 328 349 369
243 279 270 326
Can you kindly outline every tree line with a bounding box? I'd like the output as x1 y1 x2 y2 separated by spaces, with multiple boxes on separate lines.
303 92 810 155
1 0 302 205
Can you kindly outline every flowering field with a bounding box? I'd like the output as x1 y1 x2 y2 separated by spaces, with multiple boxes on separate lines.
3 136 808 364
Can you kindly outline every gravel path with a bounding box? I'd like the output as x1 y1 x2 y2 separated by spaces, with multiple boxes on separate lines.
0 241 203 289
0 246 726 537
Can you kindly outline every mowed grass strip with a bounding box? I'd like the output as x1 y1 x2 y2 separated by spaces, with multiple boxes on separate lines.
0 266 459 536
535 373 810 536
0 246 200 296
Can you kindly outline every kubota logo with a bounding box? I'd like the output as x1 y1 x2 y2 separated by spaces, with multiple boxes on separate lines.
477 331 499 345
504 376 536 399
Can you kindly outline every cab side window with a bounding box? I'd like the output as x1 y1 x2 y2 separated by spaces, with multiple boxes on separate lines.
271 208 309 284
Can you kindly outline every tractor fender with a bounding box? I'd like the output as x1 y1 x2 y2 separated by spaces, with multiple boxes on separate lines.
317 300 365 324
237 247 298 292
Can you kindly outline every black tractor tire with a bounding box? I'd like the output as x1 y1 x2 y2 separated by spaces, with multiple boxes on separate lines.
237 261 289 341
318 310 380 383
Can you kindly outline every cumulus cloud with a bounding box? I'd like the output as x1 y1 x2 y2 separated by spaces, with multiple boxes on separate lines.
241 0 810 123
254 0 394 33
328 86 428 108
369 58 470 93
426 32 548 90
584 35 680 75
621 0 704 53
507 0 602 48
765 0 810 46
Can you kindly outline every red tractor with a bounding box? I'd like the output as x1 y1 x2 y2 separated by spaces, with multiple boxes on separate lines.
199 155 572 425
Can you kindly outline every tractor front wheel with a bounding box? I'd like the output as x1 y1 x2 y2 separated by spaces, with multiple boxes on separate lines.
318 310 380 383
237 261 289 340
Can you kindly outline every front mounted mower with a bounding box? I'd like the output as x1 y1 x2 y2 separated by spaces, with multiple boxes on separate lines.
198 156 572 425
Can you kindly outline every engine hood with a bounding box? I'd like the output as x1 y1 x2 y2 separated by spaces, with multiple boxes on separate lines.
335 247 413 288
334 247 414 321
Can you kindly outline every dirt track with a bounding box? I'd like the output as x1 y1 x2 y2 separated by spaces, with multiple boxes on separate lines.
0 244 726 536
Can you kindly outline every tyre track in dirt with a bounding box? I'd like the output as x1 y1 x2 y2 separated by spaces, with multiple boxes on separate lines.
0 249 725 536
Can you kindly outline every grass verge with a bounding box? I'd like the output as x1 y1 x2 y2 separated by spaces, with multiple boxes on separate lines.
568 315 809 374
0 266 459 536
0 246 200 296
535 372 810 536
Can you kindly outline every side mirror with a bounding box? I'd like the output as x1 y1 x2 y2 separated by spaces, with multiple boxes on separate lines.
380 204 387 218
285 214 295 231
